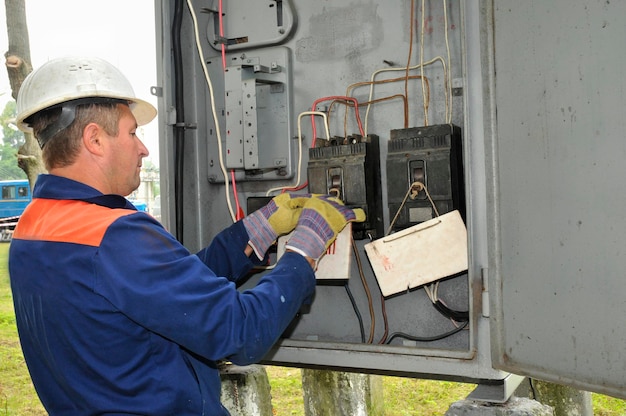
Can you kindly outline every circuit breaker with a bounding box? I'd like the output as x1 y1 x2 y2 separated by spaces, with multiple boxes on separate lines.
386 124 465 231
307 135 384 240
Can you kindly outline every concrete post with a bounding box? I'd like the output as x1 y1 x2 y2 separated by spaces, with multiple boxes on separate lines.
527 380 593 416
446 396 554 416
220 364 273 416
301 369 384 416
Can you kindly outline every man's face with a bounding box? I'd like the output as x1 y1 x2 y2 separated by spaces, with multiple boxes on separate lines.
103 104 149 196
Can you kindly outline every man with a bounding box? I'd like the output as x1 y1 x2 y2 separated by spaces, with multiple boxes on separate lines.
10 56 364 415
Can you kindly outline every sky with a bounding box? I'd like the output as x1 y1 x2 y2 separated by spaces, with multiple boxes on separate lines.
0 0 160 166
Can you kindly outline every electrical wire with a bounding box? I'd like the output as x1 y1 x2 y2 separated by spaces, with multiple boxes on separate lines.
345 283 366 343
433 299 469 323
443 0 453 123
360 0 454 133
336 95 407 136
423 282 436 303
230 170 244 220
187 0 236 222
265 111 329 196
345 75 431 131
419 0 428 125
378 292 389 344
363 57 447 135
385 320 468 344
352 236 376 344
172 0 185 242
326 98 365 140
218 0 226 70
405 0 415 124
424 281 469 324
311 96 365 149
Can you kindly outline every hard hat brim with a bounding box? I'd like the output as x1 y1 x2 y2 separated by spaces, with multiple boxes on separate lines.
128 97 157 127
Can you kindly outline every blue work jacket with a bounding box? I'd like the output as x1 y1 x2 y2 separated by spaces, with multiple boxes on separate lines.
9 174 315 415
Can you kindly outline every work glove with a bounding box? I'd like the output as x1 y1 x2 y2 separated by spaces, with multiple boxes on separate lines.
243 193 312 259
285 195 366 261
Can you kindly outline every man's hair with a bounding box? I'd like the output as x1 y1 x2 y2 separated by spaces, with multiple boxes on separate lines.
30 102 124 170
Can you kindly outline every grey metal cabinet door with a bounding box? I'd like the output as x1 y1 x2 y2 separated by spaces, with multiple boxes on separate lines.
487 0 626 399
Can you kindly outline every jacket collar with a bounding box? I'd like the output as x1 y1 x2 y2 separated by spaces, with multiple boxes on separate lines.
33 174 137 210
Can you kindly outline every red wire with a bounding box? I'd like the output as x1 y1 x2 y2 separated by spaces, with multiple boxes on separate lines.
281 182 308 193
221 3 242 218
219 0 226 70
231 170 244 220
310 96 365 148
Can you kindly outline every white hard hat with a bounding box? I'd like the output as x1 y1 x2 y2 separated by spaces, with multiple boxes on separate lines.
16 56 157 134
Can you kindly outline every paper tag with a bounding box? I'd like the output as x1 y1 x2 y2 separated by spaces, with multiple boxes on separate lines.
365 210 467 296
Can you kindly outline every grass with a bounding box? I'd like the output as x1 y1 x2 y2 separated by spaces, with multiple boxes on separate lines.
265 367 476 416
1 243 625 415
0 243 46 415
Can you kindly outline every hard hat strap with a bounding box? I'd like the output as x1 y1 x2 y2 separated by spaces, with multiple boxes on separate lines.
37 105 77 147
35 97 127 148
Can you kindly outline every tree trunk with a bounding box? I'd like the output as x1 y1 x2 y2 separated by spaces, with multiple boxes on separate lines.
4 0 46 187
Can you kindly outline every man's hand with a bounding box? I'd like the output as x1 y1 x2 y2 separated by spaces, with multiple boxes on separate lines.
285 195 366 261
242 193 311 259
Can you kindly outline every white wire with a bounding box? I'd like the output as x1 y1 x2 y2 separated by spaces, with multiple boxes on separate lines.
443 0 453 124
265 111 330 196
363 57 447 136
420 0 428 126
187 0 236 222
424 284 435 302
362 0 455 133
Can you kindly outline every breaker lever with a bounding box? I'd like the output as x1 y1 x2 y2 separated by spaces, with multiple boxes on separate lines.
329 174 342 199
412 166 425 183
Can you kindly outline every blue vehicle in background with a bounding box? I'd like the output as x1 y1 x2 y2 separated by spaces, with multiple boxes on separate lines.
0 179 32 241
0 180 151 241
130 200 148 212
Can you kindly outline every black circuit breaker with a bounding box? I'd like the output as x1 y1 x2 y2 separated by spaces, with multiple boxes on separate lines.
386 124 465 231
307 135 384 240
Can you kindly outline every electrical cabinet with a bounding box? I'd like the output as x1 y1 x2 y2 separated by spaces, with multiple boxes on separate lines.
153 0 626 402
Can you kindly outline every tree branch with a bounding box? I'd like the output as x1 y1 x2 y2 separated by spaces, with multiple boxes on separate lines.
5 53 32 100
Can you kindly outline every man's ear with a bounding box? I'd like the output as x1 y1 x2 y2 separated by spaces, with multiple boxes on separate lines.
82 123 105 156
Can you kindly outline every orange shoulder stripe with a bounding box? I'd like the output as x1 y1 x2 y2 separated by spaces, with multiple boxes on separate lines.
13 199 136 247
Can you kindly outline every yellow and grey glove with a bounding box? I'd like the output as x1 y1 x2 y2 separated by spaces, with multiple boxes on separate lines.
285 195 366 261
242 193 311 259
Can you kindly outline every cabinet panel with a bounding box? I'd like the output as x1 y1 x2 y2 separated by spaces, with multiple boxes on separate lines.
489 0 626 399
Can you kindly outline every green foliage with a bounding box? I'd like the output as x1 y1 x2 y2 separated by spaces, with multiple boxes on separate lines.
0 101 27 180
0 102 23 148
